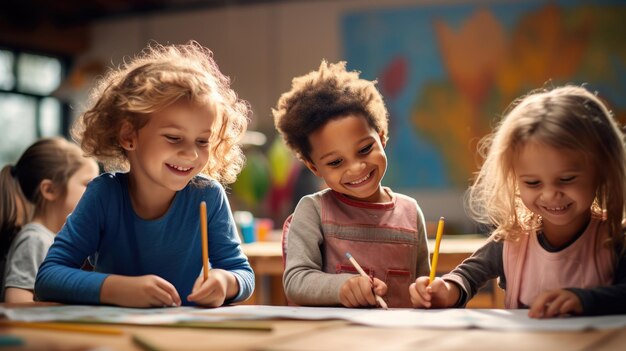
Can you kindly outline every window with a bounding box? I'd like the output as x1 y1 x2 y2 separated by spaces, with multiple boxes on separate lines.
0 48 68 167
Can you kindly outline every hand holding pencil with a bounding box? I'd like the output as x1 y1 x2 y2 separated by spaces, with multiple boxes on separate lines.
187 201 238 307
343 253 388 309
409 217 460 309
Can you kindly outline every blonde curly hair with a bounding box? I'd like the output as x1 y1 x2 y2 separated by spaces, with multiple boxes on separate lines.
466 85 626 252
273 60 388 163
72 41 250 184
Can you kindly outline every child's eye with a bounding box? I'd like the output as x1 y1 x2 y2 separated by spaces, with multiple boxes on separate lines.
327 159 342 167
359 143 374 154
165 135 181 143
196 139 209 147
523 180 541 187
560 176 576 183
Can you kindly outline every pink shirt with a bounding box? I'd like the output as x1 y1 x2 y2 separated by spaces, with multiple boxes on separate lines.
503 216 614 308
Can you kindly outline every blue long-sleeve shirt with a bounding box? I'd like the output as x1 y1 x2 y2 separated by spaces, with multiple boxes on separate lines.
35 172 254 306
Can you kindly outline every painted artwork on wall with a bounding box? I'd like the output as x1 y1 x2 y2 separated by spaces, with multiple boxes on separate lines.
342 0 626 190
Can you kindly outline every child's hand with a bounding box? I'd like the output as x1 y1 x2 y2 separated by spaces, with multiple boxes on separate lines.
187 269 238 307
409 276 457 308
339 276 387 308
100 274 181 307
528 289 582 318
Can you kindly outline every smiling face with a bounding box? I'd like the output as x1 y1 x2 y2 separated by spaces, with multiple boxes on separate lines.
514 140 598 245
125 102 214 206
305 113 388 203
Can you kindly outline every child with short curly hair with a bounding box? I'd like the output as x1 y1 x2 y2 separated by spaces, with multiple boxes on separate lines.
35 41 254 307
274 61 430 308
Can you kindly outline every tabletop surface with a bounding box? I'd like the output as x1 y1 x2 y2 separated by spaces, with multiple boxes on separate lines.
2 303 625 351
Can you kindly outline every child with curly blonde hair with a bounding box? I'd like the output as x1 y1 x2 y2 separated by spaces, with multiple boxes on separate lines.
410 85 626 317
274 61 430 308
35 41 254 307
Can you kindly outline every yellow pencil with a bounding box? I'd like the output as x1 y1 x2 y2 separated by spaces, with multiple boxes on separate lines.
0 320 123 335
200 201 209 281
345 252 388 310
429 217 445 284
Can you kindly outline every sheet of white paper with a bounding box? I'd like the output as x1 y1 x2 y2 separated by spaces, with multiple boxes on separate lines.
3 305 625 331
457 309 626 331
199 306 626 331
3 306 201 323
195 305 367 320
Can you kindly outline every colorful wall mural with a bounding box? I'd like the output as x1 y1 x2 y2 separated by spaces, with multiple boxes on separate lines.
342 0 626 190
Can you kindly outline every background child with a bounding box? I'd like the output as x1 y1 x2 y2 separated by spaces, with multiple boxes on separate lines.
0 137 99 302
274 60 430 308
410 85 626 317
35 41 254 307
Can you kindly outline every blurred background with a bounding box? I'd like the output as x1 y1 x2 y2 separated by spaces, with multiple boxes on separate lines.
1 0 625 236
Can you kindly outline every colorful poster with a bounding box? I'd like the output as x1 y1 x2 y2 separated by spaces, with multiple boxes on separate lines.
342 0 626 189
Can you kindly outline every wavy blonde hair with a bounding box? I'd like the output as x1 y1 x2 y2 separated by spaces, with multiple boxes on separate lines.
72 41 250 184
466 85 626 251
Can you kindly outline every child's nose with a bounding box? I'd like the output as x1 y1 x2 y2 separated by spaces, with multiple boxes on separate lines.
179 146 198 160
348 161 366 174
541 186 563 201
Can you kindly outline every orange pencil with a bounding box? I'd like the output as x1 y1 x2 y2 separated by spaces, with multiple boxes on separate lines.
200 201 209 281
0 320 123 335
429 217 445 284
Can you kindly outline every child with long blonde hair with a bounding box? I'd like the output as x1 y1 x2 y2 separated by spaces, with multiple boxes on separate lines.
410 85 626 317
35 41 254 307
0 137 98 302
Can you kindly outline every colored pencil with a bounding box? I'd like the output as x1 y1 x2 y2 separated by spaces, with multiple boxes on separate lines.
167 321 273 331
345 252 389 310
0 320 123 335
429 217 445 284
132 334 162 351
200 201 209 281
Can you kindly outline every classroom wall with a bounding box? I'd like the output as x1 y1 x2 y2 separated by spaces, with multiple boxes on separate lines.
80 0 559 234
83 0 422 132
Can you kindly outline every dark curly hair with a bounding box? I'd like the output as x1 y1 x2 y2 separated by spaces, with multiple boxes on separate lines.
273 60 388 163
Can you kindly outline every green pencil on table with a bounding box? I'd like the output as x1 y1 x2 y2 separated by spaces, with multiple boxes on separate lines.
132 334 162 351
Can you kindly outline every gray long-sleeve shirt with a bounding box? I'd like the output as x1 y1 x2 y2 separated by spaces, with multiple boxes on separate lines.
283 188 430 306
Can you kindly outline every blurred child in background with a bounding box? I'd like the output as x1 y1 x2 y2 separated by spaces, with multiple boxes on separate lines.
0 137 98 302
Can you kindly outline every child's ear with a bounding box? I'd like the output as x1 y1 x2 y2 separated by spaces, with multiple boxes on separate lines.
39 179 59 201
379 132 387 148
119 120 137 151
304 160 322 178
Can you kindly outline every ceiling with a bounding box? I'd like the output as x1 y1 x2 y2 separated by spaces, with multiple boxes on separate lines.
1 0 279 29
0 0 281 55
